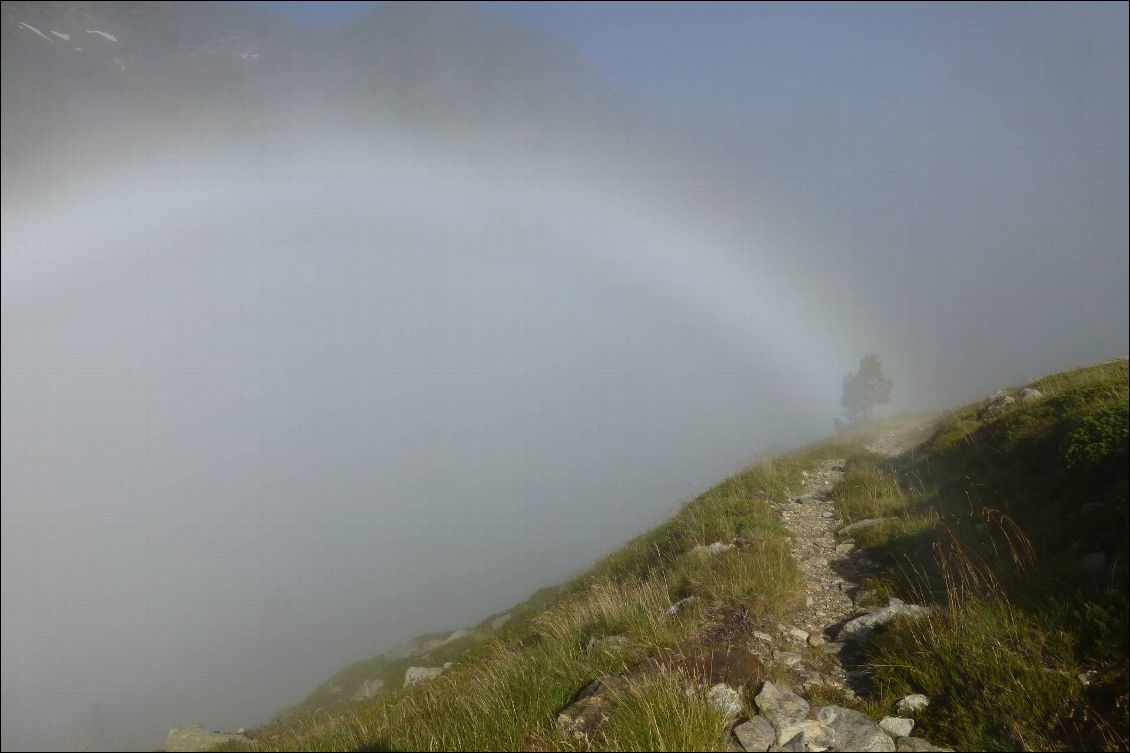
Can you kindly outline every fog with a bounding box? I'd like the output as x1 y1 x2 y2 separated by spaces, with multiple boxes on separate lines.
2 3 1127 751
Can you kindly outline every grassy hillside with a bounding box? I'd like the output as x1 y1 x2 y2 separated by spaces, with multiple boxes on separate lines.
838 359 1129 751
217 359 1128 752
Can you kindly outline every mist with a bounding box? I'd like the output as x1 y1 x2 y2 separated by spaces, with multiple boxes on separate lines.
2 3 1127 751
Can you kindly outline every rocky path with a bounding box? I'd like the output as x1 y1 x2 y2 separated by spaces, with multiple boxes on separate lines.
560 434 951 751
779 459 856 646
773 459 886 694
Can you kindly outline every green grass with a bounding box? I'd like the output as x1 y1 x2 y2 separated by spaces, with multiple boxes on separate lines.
826 359 1129 752
585 670 734 752
218 442 843 751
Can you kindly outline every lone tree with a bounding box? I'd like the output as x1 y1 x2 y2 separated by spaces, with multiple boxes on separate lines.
838 353 892 429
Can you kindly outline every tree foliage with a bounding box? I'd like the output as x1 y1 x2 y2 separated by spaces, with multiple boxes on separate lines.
839 353 892 428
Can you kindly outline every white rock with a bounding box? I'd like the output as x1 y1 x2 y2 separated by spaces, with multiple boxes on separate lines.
880 716 915 737
706 683 745 719
404 665 446 687
691 541 736 556
837 598 930 643
895 693 930 715
665 595 697 617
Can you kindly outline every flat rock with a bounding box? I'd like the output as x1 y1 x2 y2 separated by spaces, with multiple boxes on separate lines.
733 715 776 752
838 518 900 537
755 681 810 731
880 716 915 737
1018 387 1044 402
817 705 896 751
838 598 930 643
489 613 512 630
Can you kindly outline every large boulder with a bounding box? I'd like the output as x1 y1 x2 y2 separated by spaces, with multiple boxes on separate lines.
837 598 930 643
816 706 896 751
165 724 249 752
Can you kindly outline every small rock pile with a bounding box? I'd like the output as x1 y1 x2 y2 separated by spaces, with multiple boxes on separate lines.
735 682 949 751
